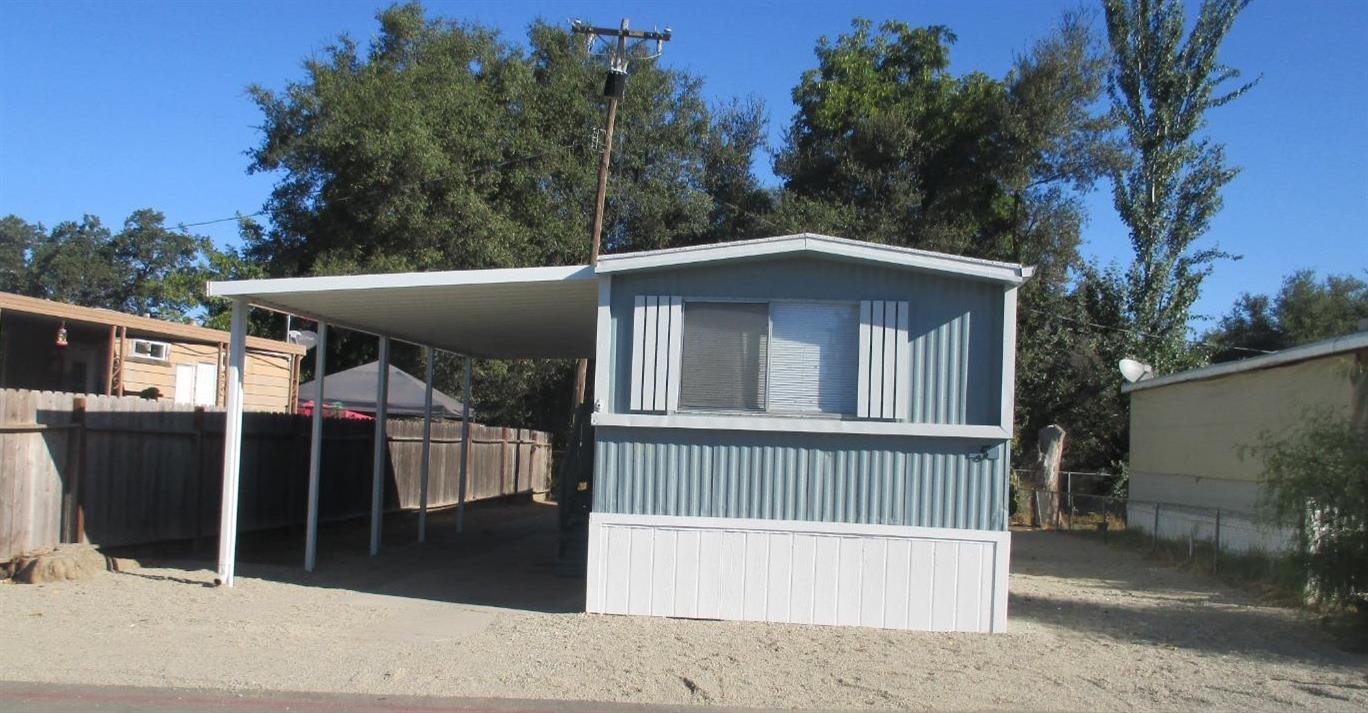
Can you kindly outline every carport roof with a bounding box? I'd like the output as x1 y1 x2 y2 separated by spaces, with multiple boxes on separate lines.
206 265 599 359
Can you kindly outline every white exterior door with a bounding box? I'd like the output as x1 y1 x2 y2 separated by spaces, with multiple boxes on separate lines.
174 362 220 406
194 362 218 406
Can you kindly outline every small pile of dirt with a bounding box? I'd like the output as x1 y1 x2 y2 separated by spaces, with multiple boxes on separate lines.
7 545 137 584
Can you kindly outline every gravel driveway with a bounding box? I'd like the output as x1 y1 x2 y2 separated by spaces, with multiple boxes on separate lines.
1 511 1363 711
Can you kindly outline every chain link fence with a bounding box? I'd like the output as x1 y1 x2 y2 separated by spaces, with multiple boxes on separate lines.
1013 470 1293 575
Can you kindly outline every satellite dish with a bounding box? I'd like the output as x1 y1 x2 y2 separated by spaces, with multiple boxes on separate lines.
1118 358 1154 383
288 329 319 350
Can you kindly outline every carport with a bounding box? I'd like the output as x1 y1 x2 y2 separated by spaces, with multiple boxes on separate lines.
205 264 600 586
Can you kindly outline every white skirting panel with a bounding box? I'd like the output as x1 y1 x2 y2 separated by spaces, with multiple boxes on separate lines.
586 513 1010 633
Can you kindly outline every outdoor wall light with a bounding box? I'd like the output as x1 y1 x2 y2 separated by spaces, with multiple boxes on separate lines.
55 321 68 347
970 445 1000 462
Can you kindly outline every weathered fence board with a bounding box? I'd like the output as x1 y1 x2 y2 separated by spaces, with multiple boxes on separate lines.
0 388 552 561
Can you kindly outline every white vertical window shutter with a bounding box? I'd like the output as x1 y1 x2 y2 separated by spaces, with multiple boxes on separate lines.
664 297 684 411
857 300 910 419
629 295 682 413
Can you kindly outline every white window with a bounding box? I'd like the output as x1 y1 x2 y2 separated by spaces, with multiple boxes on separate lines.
629 297 909 420
679 302 770 412
129 338 171 362
769 302 860 415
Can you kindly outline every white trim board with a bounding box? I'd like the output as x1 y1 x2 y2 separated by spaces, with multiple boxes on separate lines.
207 264 596 298
1121 330 1368 394
592 412 1010 440
596 233 1034 285
586 512 1012 633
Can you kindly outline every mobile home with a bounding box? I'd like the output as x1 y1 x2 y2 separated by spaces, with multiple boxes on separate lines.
206 234 1031 632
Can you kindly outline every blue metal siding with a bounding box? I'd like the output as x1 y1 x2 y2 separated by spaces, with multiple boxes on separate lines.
606 256 1003 424
594 427 1010 531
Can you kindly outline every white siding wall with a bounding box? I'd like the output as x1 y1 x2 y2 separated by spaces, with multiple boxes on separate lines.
586 512 1010 633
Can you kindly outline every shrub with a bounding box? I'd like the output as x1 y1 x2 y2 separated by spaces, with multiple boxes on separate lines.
1251 408 1368 607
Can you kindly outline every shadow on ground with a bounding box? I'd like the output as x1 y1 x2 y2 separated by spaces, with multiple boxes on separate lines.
114 498 586 614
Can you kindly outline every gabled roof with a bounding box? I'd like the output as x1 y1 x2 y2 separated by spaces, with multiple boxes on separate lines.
596 233 1035 285
1122 331 1368 394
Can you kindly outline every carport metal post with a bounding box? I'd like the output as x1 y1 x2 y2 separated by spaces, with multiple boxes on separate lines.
457 355 471 533
418 347 435 543
215 298 247 587
370 336 391 556
304 322 328 571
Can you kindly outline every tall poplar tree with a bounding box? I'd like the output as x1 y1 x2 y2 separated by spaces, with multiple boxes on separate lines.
1103 0 1257 366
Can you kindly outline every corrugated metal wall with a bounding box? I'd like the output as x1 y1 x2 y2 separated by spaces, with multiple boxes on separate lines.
607 256 1003 424
594 427 1008 531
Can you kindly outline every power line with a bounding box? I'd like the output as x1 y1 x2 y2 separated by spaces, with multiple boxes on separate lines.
1028 303 1274 353
168 144 1276 359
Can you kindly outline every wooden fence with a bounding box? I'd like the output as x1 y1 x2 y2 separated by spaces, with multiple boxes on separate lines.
0 388 552 562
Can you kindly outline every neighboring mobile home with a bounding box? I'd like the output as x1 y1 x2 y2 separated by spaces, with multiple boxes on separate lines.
1122 330 1368 552
205 234 1031 632
0 291 304 411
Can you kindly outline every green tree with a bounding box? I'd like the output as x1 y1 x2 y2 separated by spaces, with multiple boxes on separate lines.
23 215 124 307
2 210 220 322
1251 408 1368 608
109 209 208 320
1206 270 1368 362
773 16 1115 268
1102 0 1257 368
0 215 42 293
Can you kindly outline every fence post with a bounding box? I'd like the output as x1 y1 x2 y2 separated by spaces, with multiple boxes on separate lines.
1152 503 1160 552
1213 509 1221 574
192 406 206 551
63 398 87 544
1066 472 1073 530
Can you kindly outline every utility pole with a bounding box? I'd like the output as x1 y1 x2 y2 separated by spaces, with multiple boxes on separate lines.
570 18 671 405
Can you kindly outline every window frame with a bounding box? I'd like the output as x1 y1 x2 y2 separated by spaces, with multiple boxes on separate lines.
677 297 861 419
128 338 172 363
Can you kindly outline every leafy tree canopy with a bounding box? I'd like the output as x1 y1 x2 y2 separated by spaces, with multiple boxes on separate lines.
0 210 219 321
773 15 1118 282
1206 270 1368 362
1102 0 1256 369
245 2 766 278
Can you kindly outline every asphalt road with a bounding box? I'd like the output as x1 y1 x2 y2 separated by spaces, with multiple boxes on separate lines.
0 682 790 713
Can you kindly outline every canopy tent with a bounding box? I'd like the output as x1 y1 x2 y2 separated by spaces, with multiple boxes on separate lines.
299 361 471 419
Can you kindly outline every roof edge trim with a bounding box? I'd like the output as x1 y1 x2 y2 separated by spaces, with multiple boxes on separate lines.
595 233 1031 284
1122 331 1368 394
207 264 595 298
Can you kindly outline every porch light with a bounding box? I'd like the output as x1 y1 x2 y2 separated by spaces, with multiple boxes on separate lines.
55 321 68 347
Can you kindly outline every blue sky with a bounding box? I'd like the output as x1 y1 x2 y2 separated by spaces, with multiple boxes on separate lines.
2 0 1365 327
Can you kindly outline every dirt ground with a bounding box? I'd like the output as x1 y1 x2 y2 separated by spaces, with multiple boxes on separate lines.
1 501 1364 711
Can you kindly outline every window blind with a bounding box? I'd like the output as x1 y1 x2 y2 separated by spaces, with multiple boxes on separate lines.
679 302 769 411
769 302 859 415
